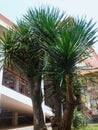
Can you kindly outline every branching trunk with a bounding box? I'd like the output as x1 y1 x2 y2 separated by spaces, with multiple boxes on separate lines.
60 75 76 130
29 76 47 130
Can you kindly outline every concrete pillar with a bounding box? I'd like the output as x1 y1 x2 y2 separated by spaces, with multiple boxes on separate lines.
12 112 18 126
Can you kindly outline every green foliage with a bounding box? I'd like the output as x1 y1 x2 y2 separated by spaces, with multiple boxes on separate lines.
73 108 87 129
0 7 98 129
1 18 43 77
25 7 97 87
78 124 98 130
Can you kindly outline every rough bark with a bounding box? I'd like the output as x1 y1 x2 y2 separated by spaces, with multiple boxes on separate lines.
60 75 76 130
29 76 47 130
60 102 75 130
54 84 61 122
51 84 61 130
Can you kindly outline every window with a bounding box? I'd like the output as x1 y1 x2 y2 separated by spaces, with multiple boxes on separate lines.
2 69 15 89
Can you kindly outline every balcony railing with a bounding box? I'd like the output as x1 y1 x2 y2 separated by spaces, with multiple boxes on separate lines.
2 68 30 96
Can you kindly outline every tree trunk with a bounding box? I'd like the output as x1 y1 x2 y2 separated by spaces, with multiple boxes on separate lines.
29 76 47 130
60 102 75 130
54 84 61 122
60 75 76 130
51 84 61 130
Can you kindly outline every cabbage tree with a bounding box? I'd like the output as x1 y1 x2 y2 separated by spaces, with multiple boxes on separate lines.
24 7 97 130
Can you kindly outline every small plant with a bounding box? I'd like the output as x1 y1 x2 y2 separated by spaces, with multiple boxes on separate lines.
72 108 87 129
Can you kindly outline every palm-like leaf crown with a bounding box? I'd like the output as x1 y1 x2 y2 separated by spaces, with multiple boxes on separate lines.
25 7 97 75
49 18 97 74
0 7 97 83
1 19 43 77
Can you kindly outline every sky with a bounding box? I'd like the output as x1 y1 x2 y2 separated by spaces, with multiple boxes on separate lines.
0 0 98 53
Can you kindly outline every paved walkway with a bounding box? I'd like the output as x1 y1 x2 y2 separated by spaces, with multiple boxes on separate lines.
0 124 52 130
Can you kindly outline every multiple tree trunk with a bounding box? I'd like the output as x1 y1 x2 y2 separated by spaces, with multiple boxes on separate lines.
49 75 77 130
59 75 76 130
26 72 78 130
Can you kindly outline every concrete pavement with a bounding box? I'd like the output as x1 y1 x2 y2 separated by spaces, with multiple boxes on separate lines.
0 124 52 130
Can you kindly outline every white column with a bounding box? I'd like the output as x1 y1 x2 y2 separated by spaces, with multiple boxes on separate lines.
0 68 3 86
41 75 46 122
0 41 4 86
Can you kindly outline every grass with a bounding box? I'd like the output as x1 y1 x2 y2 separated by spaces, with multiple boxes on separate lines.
78 124 98 130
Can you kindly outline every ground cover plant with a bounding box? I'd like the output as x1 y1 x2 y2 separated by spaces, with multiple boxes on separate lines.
78 124 98 130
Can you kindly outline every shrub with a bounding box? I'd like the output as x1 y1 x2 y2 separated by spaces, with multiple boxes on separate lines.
72 108 87 129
